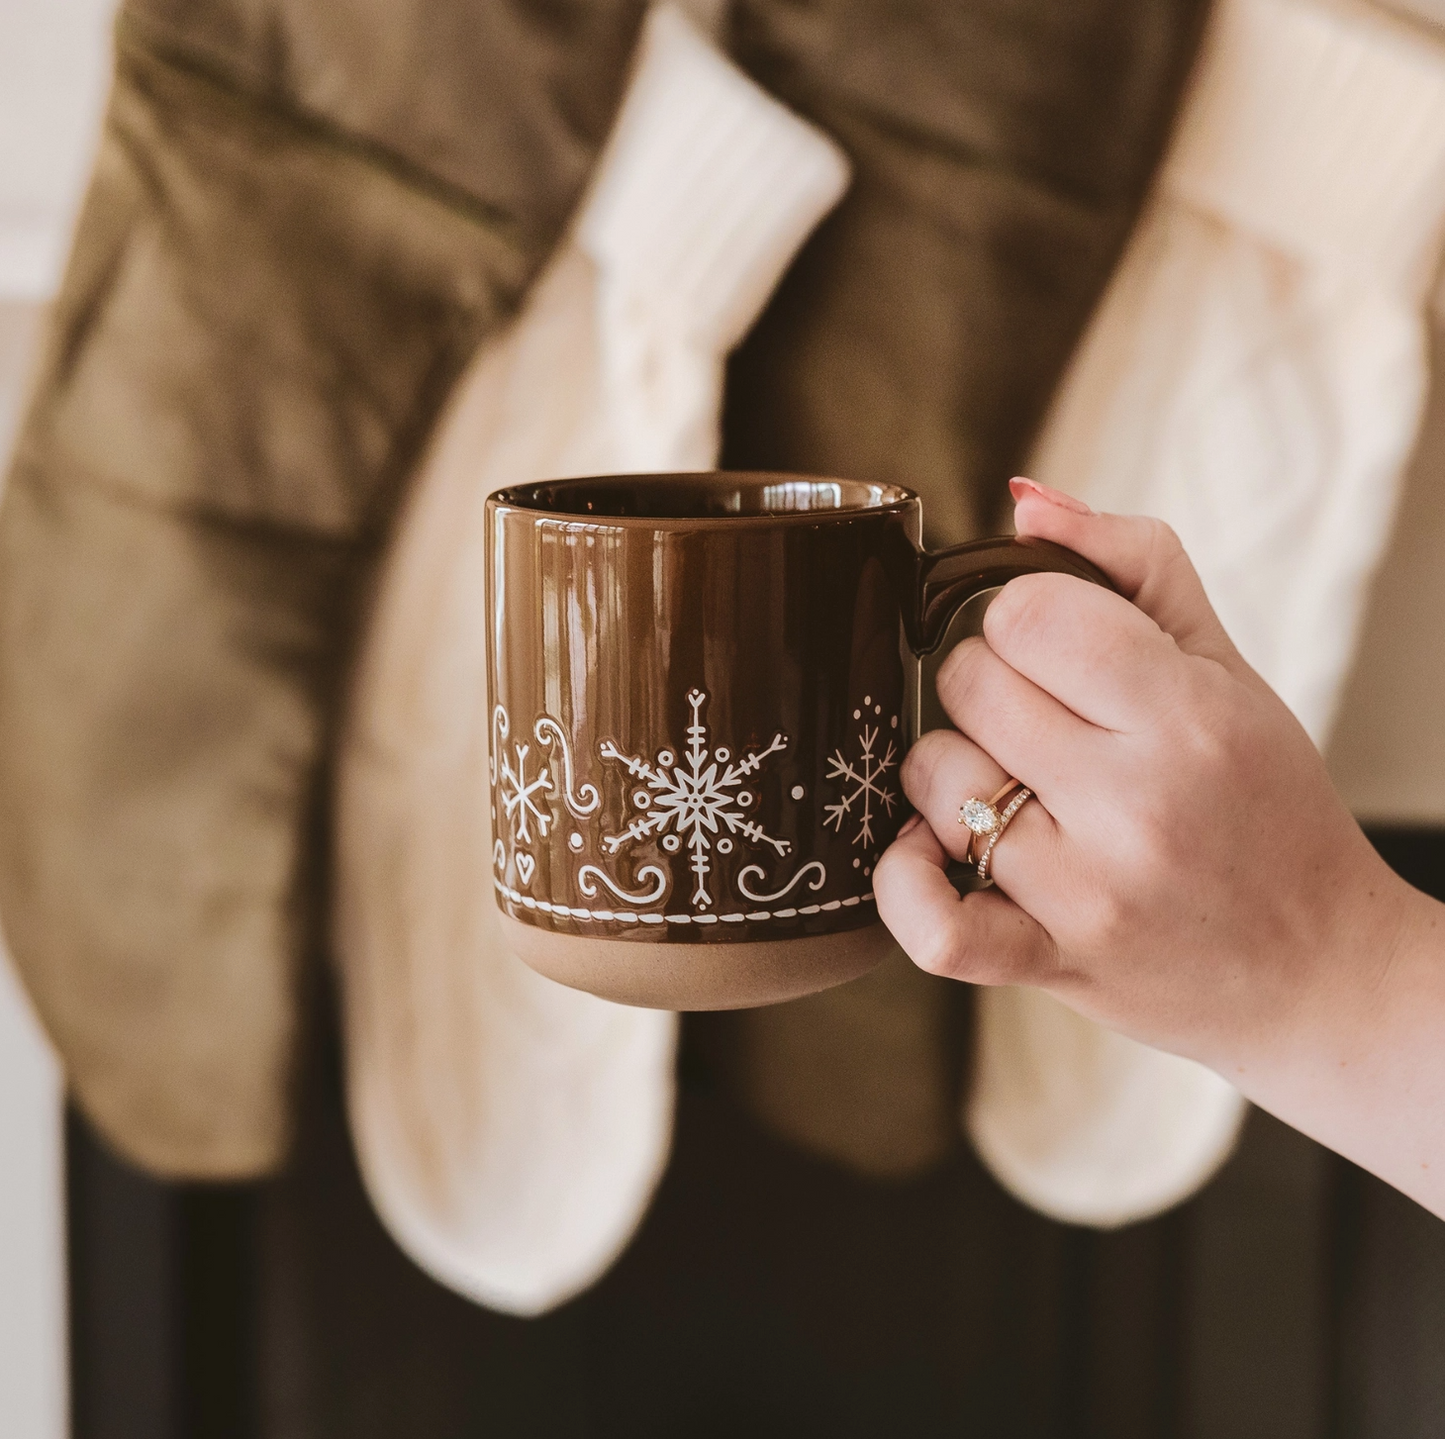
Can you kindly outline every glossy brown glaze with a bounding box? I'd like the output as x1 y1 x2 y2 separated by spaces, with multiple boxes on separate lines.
485 473 1105 1009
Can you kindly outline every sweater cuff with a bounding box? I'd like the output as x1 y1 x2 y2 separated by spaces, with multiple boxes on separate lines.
577 3 850 352
1164 0 1445 287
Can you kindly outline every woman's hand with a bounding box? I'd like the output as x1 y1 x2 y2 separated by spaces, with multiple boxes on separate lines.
875 477 1445 1216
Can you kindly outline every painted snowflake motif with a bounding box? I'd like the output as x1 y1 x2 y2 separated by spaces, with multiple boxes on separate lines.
499 741 555 845
824 698 899 849
598 688 790 908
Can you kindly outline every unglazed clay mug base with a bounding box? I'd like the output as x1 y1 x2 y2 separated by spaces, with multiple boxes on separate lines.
486 473 1106 1010
500 913 892 1011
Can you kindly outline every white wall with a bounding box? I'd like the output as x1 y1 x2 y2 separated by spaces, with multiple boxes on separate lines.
0 913 66 1439
1 3 118 1436
0 297 66 1439
0 0 116 298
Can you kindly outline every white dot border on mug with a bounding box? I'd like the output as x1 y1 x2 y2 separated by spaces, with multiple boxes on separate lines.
493 876 875 925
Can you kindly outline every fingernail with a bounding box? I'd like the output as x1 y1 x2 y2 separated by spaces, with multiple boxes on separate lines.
1009 476 1093 516
897 812 924 837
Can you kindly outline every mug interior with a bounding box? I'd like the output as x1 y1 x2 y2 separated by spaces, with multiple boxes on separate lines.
494 472 914 520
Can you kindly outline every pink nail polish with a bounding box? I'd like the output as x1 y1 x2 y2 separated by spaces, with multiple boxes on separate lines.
1009 476 1093 516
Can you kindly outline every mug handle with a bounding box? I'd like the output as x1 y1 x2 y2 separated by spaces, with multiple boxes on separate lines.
898 534 1111 892
904 535 1113 657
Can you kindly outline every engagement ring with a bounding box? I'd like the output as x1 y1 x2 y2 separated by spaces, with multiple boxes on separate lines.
958 780 1024 865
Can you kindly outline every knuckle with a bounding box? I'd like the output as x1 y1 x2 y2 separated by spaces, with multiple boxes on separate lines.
1141 517 1185 565
1105 759 1194 878
916 898 1038 985
871 844 908 895
1078 884 1136 955
1174 678 1257 781
911 913 970 979
1135 811 1182 873
899 729 954 803
1141 519 1197 596
935 636 990 713
983 574 1056 657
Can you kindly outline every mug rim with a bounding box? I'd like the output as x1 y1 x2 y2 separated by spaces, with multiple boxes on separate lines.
489 471 918 525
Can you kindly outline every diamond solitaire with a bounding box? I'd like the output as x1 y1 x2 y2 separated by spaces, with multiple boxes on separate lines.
961 798 1000 836
958 779 1024 862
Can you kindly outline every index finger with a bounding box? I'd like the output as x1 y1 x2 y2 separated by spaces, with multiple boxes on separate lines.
979 571 1190 734
1010 480 1252 681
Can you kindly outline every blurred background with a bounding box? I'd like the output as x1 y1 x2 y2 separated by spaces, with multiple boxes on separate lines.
3 1 1445 1436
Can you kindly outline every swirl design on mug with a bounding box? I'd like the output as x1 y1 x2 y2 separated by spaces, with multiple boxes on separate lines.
534 716 601 818
578 863 669 906
489 704 509 787
736 860 827 904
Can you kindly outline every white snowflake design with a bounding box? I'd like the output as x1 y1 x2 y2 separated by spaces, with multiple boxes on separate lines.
498 740 555 846
823 699 899 849
598 688 790 909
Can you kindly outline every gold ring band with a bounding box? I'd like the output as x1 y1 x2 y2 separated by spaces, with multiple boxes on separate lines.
958 779 1024 865
976 788 1033 884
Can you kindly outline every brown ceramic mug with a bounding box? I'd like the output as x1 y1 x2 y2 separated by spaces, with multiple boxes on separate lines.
486 472 1105 1010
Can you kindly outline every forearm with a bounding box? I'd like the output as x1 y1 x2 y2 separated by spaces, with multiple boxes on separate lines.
1225 874 1445 1218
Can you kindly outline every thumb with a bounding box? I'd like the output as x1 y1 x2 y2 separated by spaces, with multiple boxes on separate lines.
874 815 1057 987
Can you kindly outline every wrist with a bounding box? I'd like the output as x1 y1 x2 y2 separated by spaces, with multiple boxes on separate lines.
1207 848 1409 1089
1218 861 1445 1210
